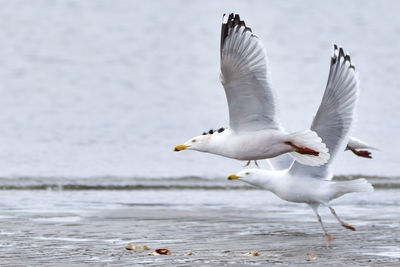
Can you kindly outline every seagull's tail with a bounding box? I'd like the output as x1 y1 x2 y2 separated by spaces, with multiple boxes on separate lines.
331 178 374 199
286 130 330 166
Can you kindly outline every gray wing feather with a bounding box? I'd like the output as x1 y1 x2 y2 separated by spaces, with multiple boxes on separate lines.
289 45 360 179
220 14 280 132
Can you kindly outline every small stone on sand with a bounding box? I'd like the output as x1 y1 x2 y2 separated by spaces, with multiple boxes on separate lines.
125 244 150 251
125 244 136 250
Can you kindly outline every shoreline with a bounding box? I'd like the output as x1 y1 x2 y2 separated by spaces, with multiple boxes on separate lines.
0 175 399 191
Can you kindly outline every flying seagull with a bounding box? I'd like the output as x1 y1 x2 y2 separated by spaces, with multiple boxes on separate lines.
174 14 329 167
227 45 374 247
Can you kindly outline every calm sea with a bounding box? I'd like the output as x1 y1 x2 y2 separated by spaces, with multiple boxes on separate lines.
0 0 398 180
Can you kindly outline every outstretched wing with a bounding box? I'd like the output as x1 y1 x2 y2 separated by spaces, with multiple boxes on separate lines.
289 45 359 179
220 14 280 133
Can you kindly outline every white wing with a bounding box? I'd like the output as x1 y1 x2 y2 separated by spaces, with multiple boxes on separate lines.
289 45 359 179
220 14 280 133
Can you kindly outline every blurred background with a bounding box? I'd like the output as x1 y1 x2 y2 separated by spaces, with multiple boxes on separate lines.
0 0 398 179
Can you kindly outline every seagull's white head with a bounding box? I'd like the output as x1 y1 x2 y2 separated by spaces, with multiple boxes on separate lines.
226 169 274 189
174 135 211 152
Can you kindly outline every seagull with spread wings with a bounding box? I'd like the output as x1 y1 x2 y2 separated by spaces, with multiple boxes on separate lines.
174 14 329 167
227 45 373 247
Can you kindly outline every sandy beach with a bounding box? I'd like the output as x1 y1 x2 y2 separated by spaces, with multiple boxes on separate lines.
1 180 399 266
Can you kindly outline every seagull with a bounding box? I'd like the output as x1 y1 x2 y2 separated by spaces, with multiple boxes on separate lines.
227 45 374 247
174 13 329 167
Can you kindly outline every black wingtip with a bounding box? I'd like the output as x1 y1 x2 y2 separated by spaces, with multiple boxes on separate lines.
331 45 338 64
221 13 253 53
344 54 352 66
331 45 356 70
234 14 240 25
202 127 225 135
227 13 234 27
339 47 345 58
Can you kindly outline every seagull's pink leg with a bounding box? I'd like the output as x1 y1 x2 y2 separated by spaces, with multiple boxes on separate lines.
310 204 333 247
329 206 356 231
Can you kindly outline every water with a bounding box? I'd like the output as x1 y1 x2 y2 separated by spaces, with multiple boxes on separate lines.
0 0 399 179
0 187 399 265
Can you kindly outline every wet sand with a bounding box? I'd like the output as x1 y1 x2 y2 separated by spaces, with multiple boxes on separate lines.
0 188 399 266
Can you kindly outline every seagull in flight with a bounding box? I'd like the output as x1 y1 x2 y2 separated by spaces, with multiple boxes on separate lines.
227 45 374 247
174 14 329 167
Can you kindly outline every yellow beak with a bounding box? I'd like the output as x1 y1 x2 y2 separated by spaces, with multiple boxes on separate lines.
226 174 239 180
174 145 188 152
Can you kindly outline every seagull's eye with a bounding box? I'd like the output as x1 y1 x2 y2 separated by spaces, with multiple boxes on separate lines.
192 139 196 143
245 172 250 175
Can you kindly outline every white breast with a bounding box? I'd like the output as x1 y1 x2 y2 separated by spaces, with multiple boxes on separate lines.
208 129 288 160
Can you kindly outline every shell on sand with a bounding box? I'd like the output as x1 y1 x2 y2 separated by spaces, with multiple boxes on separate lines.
125 244 150 251
244 251 259 256
148 249 170 256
